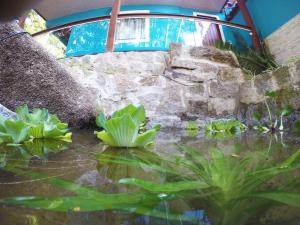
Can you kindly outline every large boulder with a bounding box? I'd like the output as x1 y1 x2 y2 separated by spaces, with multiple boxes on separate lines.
0 21 97 127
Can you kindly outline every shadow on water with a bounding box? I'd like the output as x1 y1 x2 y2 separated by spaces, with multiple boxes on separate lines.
0 129 299 225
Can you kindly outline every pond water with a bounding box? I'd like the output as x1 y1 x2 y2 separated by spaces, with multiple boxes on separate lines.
0 129 300 225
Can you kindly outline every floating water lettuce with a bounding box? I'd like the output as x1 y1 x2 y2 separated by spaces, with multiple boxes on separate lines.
95 104 160 148
205 119 247 138
0 105 71 145
16 105 71 141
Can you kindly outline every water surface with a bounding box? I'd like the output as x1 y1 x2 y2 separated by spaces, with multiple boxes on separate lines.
0 129 299 225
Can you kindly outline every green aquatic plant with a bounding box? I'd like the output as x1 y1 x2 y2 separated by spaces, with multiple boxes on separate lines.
215 40 278 76
204 119 247 139
97 146 300 225
186 121 199 137
0 105 71 145
16 105 71 141
0 170 206 225
253 91 293 133
95 104 160 148
0 117 30 145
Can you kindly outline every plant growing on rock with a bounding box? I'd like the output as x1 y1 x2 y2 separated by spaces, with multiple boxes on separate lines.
215 40 278 76
95 104 160 148
0 105 71 145
205 119 247 138
253 91 293 133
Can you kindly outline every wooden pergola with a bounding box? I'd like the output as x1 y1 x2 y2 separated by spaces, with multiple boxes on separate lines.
32 0 261 52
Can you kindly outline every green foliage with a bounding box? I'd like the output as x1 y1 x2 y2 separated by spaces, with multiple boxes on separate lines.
0 105 71 145
16 105 71 141
0 145 300 225
95 104 160 148
185 121 199 137
0 170 202 224
97 146 300 225
24 10 66 58
0 118 30 145
253 91 294 133
215 41 279 76
204 119 247 139
186 121 198 130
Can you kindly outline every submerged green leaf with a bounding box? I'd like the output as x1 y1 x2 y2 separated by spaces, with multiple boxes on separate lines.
119 178 209 193
252 192 300 207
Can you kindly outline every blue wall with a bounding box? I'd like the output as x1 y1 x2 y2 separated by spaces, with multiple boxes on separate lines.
221 0 300 48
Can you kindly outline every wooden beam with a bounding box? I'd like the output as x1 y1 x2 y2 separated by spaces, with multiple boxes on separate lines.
32 13 251 37
106 0 121 52
236 0 261 51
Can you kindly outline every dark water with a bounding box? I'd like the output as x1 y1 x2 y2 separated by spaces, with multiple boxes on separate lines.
0 129 300 225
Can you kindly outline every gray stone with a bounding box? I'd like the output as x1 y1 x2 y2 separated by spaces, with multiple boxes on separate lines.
0 104 16 119
62 44 245 128
0 21 97 127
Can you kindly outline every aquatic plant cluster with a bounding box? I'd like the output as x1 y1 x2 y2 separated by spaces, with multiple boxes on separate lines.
0 105 71 146
95 104 160 148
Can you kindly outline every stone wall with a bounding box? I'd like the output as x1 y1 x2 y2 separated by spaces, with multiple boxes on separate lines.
265 13 300 64
62 43 300 128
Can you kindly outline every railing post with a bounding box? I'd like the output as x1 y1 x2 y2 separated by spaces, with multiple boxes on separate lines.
236 0 261 51
106 0 121 52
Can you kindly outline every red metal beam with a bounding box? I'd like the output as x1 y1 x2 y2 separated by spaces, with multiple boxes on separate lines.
32 13 251 38
236 0 261 51
106 0 121 52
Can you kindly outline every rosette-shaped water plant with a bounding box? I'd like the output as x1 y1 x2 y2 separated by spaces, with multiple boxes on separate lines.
0 105 71 145
95 104 160 148
16 105 71 142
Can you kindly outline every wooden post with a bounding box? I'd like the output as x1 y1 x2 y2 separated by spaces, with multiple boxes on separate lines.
236 0 261 51
106 0 121 52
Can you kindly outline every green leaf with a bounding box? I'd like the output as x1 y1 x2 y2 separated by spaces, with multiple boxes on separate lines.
4 120 30 144
29 124 44 138
253 112 262 122
96 131 118 147
265 90 277 98
111 104 137 118
96 112 107 129
281 105 293 117
106 114 138 147
280 149 300 168
153 124 161 132
252 192 300 207
119 178 209 193
134 129 156 148
131 106 146 125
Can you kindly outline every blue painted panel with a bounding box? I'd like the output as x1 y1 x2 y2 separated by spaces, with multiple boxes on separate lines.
66 18 199 56
221 0 300 48
66 21 109 57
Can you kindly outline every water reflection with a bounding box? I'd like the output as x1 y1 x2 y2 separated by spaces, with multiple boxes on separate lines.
0 131 299 225
0 139 69 170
